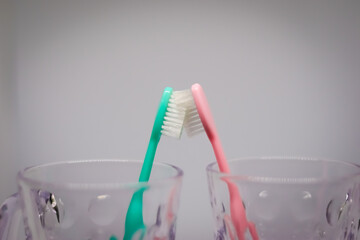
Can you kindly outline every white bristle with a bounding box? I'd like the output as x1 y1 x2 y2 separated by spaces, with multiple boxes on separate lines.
184 107 204 137
172 89 205 137
160 91 188 139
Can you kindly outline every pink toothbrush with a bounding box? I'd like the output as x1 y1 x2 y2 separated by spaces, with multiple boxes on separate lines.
185 83 259 240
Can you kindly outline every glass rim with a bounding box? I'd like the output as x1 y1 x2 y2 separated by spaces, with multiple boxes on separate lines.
206 156 360 184
18 159 184 190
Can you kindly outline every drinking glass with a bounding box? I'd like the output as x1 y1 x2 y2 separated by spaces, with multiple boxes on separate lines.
0 159 183 240
206 157 360 240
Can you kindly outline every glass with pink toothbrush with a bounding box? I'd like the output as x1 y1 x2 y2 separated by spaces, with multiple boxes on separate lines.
182 83 360 240
206 157 360 240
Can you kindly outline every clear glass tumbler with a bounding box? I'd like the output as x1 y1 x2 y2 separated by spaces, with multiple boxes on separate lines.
206 157 360 240
0 159 183 240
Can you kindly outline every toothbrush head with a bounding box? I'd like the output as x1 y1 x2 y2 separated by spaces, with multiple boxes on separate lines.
160 89 189 139
174 89 205 137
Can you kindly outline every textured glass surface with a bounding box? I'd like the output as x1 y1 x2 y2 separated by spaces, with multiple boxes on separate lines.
207 158 360 240
2 160 183 240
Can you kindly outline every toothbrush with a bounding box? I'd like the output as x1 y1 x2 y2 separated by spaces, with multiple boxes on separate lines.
123 87 187 240
183 83 259 240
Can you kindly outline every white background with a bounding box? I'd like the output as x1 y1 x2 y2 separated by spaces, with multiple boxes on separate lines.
1 0 360 239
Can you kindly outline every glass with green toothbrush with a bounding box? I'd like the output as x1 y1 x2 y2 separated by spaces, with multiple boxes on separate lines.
0 87 187 240
0 159 183 240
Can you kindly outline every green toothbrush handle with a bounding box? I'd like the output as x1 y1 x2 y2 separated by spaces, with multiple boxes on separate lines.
123 87 173 240
123 139 158 240
139 87 172 182
139 139 159 182
123 190 146 240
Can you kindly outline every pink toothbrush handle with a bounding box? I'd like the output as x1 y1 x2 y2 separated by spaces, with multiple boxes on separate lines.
211 137 231 173
191 84 230 173
192 83 258 240
227 181 258 240
228 182 247 240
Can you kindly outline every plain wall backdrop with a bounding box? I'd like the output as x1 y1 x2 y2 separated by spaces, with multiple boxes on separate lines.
0 0 16 204
1 0 360 239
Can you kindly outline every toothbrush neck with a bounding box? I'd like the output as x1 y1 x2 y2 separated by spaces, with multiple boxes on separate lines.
210 135 230 173
139 135 160 182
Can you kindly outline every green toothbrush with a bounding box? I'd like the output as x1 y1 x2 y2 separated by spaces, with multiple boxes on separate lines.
123 87 187 240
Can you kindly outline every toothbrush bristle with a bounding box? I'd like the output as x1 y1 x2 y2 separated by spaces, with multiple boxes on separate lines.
174 89 205 137
184 106 204 137
161 91 187 139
